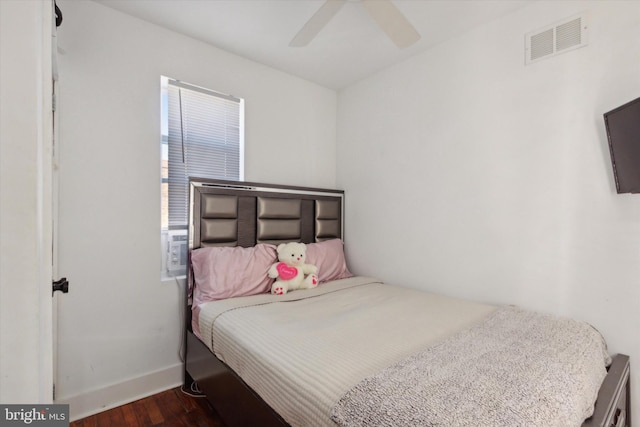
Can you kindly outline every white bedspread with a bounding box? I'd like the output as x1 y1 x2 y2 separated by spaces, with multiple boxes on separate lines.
331 305 610 427
198 276 496 426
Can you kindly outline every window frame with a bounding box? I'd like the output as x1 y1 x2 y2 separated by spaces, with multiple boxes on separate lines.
160 76 244 278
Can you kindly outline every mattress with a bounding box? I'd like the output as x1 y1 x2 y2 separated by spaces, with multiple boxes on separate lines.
197 276 497 426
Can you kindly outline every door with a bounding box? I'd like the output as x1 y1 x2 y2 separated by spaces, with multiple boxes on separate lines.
51 0 64 401
52 74 61 401
42 0 57 402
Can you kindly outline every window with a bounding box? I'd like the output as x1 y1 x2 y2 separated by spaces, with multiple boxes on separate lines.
161 77 244 277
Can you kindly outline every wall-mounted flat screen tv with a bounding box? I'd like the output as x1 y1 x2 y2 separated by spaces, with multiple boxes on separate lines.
604 96 640 194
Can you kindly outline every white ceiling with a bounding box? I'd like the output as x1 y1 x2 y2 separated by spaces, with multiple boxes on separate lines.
94 0 535 90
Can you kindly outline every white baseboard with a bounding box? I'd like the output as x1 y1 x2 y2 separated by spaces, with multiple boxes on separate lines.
57 363 183 422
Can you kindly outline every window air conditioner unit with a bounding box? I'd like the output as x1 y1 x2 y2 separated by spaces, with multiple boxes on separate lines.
167 230 188 276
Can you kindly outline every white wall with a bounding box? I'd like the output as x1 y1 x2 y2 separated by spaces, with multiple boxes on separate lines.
0 0 54 404
55 0 336 419
338 0 640 422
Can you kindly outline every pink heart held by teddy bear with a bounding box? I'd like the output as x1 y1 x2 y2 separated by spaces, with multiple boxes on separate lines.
276 262 298 280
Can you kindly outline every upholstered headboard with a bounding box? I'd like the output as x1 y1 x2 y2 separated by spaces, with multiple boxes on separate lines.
187 178 345 288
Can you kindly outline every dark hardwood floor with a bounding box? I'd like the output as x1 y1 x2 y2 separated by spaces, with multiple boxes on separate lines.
70 387 226 427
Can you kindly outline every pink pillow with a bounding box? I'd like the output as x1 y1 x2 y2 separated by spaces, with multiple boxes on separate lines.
305 239 353 283
191 244 276 305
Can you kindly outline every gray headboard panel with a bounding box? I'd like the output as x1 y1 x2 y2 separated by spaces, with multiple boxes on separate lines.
316 199 341 239
256 197 304 243
189 177 344 248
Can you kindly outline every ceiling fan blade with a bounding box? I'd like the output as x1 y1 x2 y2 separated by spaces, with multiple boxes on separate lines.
361 0 421 48
289 0 347 47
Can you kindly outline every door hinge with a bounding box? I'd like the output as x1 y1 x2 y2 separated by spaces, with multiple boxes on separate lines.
52 93 57 112
52 277 69 295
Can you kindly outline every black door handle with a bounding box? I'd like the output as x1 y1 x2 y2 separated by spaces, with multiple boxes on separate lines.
52 278 69 295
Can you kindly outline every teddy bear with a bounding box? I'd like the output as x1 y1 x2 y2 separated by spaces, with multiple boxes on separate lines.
268 242 319 295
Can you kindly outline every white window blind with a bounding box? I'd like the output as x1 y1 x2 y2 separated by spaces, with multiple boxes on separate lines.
166 79 243 227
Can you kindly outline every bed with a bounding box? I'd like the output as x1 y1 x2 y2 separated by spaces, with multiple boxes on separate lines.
183 178 631 427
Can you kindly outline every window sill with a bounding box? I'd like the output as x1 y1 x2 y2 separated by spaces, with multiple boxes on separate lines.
161 274 186 285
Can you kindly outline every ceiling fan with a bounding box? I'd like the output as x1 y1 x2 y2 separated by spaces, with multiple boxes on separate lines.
289 0 421 49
